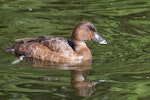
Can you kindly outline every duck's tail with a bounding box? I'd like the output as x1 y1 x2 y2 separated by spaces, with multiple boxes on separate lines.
5 46 14 52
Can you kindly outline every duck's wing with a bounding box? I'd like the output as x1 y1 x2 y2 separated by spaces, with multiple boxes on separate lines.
37 36 75 53
10 36 75 57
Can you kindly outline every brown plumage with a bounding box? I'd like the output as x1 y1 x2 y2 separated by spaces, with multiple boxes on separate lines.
7 21 107 64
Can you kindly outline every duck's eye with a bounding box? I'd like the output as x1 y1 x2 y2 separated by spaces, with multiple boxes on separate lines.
86 28 91 33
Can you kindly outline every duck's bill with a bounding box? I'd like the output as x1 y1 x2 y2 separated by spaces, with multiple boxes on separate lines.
92 32 107 44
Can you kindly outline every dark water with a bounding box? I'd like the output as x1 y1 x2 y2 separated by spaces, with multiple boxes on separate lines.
0 0 150 100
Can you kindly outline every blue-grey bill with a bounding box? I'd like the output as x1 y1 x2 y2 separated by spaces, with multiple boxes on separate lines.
92 32 107 44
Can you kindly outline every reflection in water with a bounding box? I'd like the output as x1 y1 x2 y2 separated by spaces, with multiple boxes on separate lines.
21 57 106 97
71 70 105 96
71 70 95 96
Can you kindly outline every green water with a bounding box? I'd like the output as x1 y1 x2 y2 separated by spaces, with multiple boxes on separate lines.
0 0 150 100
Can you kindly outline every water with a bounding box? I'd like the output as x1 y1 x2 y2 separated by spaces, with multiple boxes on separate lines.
0 0 150 100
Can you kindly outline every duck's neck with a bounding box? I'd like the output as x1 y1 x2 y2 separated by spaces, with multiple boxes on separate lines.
72 39 92 60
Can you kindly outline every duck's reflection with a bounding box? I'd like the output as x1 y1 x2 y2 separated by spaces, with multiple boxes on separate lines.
22 58 105 97
71 70 95 96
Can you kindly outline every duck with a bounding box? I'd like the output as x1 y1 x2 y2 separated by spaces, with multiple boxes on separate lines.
7 21 107 64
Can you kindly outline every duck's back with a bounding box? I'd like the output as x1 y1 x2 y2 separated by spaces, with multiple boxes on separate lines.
38 36 74 53
12 36 75 61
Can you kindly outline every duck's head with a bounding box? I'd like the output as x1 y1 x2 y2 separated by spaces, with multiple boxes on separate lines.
72 21 107 44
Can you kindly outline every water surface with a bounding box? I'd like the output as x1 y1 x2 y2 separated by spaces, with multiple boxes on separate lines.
0 0 150 100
